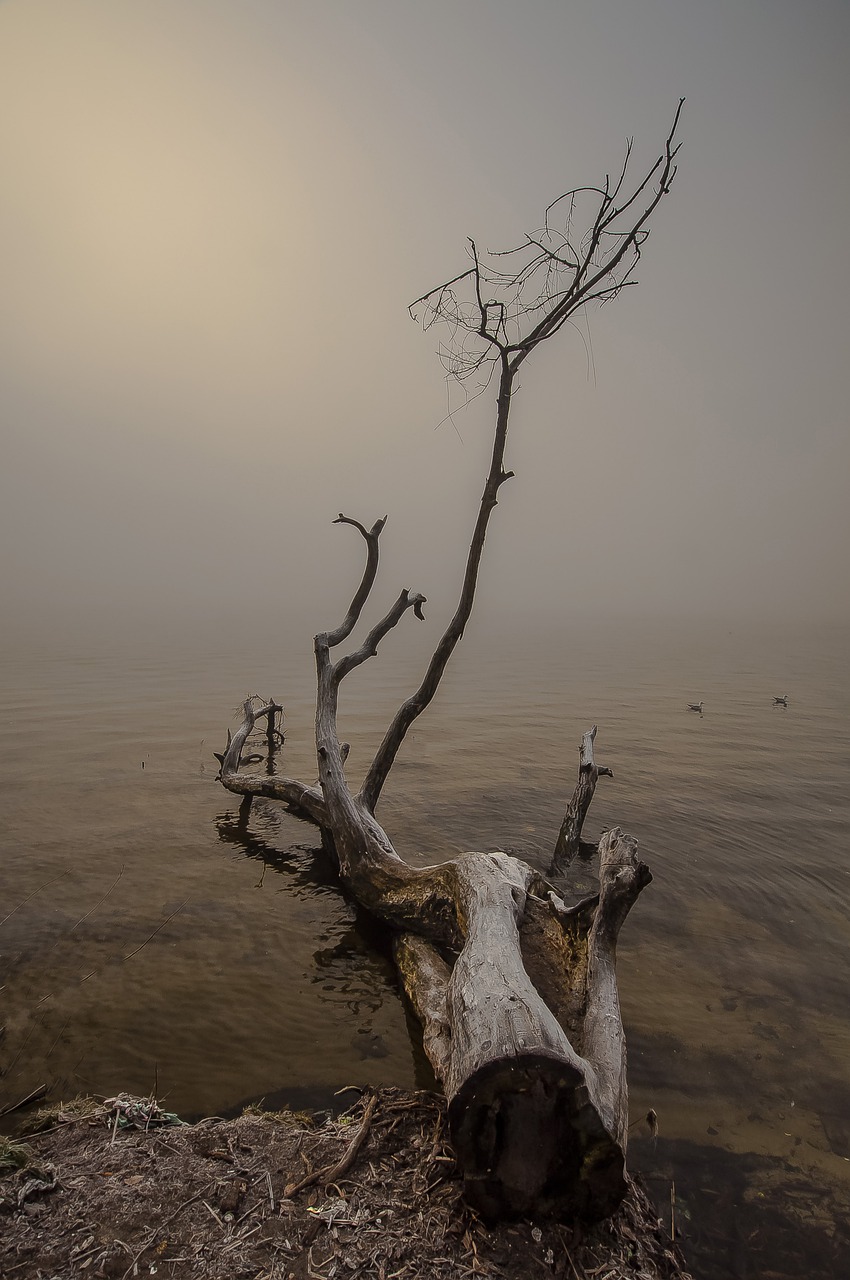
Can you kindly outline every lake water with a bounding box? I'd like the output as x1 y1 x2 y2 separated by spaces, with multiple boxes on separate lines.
1 616 848 1277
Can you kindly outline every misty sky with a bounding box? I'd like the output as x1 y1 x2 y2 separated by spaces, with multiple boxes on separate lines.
1 0 848 651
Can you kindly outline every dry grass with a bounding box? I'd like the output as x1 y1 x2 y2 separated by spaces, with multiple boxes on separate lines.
0 1137 35 1175
0 1089 692 1280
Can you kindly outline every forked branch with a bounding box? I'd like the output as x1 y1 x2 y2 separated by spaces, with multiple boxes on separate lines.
410 100 683 383
215 697 281 776
334 589 427 683
325 514 387 649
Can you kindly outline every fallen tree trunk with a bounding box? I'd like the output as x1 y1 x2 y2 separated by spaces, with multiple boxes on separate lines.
216 109 680 1221
395 831 650 1220
221 691 650 1220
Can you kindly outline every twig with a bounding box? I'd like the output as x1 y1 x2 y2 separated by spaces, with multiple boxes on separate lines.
70 866 126 937
203 1199 225 1227
0 1083 49 1117
234 1198 264 1227
285 1094 378 1195
566 1251 585 1280
222 1223 261 1252
0 869 70 927
119 1183 216 1279
122 900 189 963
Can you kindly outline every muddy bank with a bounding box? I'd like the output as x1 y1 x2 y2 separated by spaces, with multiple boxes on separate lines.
1 1089 691 1279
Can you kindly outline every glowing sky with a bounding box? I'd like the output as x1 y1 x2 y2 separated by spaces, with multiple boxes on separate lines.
2 0 848 648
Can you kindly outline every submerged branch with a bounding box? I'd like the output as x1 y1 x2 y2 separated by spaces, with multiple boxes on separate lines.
217 698 326 827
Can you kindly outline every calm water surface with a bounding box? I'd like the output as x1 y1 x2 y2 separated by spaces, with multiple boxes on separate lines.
1 618 848 1276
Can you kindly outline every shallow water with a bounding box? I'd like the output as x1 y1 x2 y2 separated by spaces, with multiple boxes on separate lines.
1 616 848 1275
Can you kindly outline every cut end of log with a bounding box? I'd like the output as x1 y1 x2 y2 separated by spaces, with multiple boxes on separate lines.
447 1052 627 1223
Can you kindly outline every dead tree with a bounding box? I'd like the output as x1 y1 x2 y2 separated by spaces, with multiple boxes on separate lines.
217 104 682 1222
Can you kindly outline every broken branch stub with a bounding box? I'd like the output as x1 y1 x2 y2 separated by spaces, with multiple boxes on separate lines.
552 725 614 874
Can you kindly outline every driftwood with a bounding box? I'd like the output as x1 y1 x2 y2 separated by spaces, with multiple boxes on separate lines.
217 107 680 1221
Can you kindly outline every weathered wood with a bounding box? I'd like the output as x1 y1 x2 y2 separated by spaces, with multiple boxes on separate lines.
219 682 650 1218
218 698 326 827
394 847 647 1221
216 111 680 1220
440 853 625 1220
219 583 652 1224
583 829 653 1146
551 725 613 874
220 575 651 1224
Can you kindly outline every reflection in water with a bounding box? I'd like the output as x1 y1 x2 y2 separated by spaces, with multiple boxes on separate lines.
1 622 849 1278
215 795 406 1071
635 1135 850 1280
215 807 335 897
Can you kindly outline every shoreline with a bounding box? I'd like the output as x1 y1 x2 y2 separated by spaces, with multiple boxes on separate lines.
1 1088 692 1279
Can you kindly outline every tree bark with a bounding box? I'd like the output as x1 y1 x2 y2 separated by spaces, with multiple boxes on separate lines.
391 831 651 1221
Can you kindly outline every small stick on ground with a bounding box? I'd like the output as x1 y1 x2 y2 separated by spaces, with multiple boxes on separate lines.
285 1094 378 1196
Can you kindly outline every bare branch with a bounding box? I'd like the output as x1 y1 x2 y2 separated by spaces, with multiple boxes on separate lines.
360 352 516 812
216 698 281 775
410 102 682 384
409 266 476 318
334 589 427 682
608 137 635 205
220 770 327 827
362 101 685 799
324 514 387 648
217 697 326 826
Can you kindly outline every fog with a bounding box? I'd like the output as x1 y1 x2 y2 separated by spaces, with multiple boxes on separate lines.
2 0 848 655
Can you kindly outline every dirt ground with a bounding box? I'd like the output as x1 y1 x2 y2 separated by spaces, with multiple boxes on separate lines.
1 1089 693 1280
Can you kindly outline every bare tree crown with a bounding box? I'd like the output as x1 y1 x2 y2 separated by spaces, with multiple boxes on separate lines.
411 99 683 384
